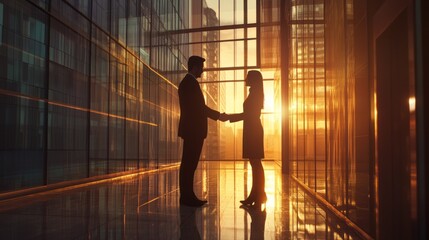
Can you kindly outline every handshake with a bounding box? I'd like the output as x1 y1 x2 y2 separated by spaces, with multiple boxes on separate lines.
219 113 230 122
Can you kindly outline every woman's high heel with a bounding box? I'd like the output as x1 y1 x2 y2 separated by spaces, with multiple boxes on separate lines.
240 195 256 205
240 192 267 206
251 193 267 210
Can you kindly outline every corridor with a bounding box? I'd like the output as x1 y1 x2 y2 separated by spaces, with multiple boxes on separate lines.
0 161 362 239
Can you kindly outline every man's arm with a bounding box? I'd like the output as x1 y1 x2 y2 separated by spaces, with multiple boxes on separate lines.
205 105 220 120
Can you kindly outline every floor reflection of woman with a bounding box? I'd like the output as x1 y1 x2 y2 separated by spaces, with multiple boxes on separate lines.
241 204 267 240
225 70 267 208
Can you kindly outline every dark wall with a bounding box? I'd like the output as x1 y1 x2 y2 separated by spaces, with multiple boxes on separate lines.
419 0 429 237
376 9 412 240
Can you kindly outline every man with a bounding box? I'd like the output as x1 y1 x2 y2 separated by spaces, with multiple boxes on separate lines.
178 55 227 207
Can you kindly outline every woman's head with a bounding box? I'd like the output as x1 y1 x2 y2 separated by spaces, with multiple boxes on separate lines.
246 70 263 87
246 70 264 108
246 70 263 89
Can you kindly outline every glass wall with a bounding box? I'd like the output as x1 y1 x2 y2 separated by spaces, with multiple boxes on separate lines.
287 0 421 237
0 0 188 192
0 0 48 190
289 0 326 194
287 0 372 235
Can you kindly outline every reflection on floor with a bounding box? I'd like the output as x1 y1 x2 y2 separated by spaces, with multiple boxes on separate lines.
0 161 362 239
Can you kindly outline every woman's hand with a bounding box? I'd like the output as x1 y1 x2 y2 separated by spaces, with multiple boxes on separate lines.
219 113 229 122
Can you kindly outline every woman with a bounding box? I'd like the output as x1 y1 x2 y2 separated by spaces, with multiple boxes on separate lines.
225 70 267 207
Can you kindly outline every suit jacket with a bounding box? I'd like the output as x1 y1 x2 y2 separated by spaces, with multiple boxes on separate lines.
178 73 220 139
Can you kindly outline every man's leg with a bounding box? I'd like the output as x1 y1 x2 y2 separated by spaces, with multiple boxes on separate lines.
187 138 204 200
180 137 205 205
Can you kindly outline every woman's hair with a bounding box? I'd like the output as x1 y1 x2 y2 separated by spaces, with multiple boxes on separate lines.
247 70 264 109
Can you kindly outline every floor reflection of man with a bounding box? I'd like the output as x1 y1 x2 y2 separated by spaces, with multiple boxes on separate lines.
179 205 201 240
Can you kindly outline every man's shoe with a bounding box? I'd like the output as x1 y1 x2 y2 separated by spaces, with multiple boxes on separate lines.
180 198 207 207
196 199 208 205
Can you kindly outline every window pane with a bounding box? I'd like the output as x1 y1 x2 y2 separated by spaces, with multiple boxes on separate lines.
220 0 234 25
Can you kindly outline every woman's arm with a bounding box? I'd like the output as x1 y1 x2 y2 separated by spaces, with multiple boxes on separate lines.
227 92 262 122
228 112 245 122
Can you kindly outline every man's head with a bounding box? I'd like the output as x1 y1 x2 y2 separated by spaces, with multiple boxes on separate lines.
187 56 205 78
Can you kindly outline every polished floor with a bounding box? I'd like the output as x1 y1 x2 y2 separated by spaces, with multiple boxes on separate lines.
0 161 362 239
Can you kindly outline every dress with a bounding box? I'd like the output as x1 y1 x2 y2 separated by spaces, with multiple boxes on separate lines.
229 90 264 158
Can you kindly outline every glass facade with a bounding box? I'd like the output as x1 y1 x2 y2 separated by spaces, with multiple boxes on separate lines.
0 0 188 191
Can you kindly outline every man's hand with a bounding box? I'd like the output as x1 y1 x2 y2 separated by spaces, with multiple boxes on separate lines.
219 113 229 122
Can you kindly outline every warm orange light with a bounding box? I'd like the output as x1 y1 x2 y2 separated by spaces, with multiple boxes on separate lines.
0 88 158 126
264 94 275 112
409 97 416 113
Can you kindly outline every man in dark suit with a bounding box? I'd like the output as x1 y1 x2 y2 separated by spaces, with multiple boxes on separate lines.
178 55 227 207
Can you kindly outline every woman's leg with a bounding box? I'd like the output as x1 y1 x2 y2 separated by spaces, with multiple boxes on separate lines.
248 159 258 199
241 158 266 205
249 158 266 202
241 160 256 203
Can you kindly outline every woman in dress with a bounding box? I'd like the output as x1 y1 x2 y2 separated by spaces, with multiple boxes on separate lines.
225 70 267 207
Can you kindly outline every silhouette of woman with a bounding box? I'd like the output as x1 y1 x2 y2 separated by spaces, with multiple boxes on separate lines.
225 70 267 207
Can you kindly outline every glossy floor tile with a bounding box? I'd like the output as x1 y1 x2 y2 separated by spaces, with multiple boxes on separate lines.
0 161 363 239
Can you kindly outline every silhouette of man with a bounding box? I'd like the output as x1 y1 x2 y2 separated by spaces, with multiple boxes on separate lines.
178 55 227 207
